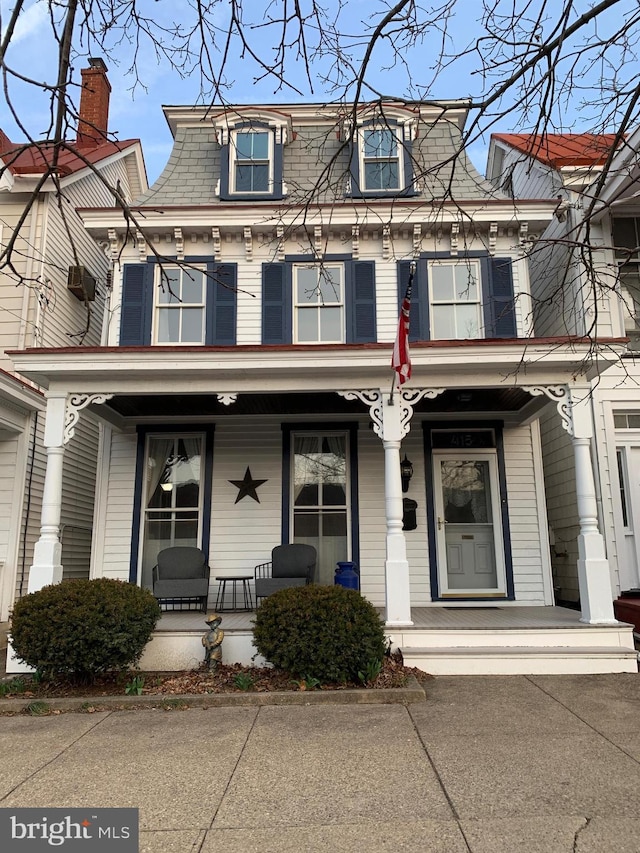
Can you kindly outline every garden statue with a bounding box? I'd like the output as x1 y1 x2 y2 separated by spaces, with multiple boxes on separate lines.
202 613 224 670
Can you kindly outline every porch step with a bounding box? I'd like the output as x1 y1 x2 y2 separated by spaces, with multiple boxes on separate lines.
402 645 640 676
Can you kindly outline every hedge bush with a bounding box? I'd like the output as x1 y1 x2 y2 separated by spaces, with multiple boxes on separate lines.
253 585 386 683
10 578 161 682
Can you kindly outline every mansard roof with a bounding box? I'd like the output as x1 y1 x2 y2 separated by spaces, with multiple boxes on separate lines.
136 99 496 206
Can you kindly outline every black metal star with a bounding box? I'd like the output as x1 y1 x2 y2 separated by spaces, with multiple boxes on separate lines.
229 466 268 504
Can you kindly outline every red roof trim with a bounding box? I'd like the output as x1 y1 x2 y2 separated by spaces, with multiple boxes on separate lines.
0 135 140 177
493 133 620 168
7 336 628 357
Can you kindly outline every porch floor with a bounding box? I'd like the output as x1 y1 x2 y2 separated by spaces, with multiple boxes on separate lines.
145 605 638 675
156 605 600 633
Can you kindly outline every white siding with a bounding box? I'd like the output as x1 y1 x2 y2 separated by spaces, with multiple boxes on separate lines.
538 407 580 602
490 142 561 200
96 417 548 608
209 419 283 575
114 229 533 348
100 430 138 581
503 423 547 604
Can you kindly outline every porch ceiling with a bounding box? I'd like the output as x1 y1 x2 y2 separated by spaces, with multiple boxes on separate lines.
106 388 533 419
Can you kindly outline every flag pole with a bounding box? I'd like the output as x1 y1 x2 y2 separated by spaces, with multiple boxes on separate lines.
390 261 415 405
389 370 398 405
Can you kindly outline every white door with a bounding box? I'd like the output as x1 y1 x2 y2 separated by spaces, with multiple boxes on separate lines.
615 445 640 588
433 451 507 596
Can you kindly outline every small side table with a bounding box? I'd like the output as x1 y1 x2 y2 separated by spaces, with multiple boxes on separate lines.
215 576 254 612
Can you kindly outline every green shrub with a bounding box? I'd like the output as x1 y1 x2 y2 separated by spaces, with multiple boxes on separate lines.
253 585 386 683
10 578 161 682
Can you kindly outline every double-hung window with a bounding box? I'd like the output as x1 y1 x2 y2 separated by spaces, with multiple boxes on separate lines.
232 131 271 194
349 116 415 198
294 264 344 343
429 259 482 340
613 218 640 331
216 115 288 201
154 266 206 344
362 128 400 191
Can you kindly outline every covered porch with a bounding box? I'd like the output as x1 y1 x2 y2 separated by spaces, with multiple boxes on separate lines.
144 605 638 675
7 337 638 674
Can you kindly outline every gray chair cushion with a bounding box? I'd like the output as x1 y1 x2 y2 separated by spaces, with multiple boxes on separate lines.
154 578 209 598
255 577 307 598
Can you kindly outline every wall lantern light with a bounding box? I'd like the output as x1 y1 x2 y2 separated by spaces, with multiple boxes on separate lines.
400 454 413 493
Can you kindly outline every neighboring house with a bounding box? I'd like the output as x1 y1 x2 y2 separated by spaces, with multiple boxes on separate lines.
8 101 636 674
0 59 147 623
487 131 640 626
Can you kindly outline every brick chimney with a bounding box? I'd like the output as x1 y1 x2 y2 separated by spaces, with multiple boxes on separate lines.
76 58 111 148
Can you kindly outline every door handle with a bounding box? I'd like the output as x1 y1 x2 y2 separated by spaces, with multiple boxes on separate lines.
437 517 448 530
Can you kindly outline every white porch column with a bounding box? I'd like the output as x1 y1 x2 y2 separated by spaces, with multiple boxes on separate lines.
28 393 67 591
526 383 617 624
570 390 617 624
339 387 443 627
380 394 413 626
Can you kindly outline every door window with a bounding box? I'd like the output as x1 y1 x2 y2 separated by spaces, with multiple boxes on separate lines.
433 451 506 595
292 432 349 585
140 435 203 588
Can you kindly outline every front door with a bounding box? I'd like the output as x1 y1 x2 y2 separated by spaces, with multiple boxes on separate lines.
432 451 506 596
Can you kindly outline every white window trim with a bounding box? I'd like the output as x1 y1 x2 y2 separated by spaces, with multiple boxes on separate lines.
153 265 206 345
358 125 405 193
293 263 345 344
229 129 274 195
428 259 483 340
139 432 206 588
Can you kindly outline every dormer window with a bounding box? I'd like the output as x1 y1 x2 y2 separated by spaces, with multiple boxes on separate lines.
348 115 416 198
232 131 271 193
362 128 401 191
215 111 291 201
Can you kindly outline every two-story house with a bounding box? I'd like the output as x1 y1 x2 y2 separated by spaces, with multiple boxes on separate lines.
9 102 636 673
0 59 147 624
487 131 640 634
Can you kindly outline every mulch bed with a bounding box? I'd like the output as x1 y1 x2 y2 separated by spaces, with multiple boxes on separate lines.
0 653 430 700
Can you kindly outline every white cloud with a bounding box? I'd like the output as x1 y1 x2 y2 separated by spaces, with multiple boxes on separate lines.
1 0 47 45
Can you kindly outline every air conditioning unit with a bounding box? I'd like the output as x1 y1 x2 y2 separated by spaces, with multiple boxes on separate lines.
67 266 96 301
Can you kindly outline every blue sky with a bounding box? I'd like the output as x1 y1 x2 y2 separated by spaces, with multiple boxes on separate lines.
0 0 635 185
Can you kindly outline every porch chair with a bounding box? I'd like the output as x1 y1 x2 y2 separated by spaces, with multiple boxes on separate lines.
152 546 211 612
254 544 317 603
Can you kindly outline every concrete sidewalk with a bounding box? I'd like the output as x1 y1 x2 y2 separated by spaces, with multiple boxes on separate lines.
1 674 640 852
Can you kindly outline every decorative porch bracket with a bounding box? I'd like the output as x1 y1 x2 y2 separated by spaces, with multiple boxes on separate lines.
29 392 113 594
64 393 114 445
338 388 444 627
217 393 238 406
524 383 617 624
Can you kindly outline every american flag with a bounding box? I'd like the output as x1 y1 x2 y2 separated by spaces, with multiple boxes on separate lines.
392 263 414 385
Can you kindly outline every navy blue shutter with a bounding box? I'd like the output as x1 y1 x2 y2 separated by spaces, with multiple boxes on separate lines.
397 260 426 341
273 135 284 199
346 261 376 343
219 142 231 199
483 257 516 338
262 263 292 344
349 137 363 198
120 264 152 345
206 263 237 345
401 134 415 196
